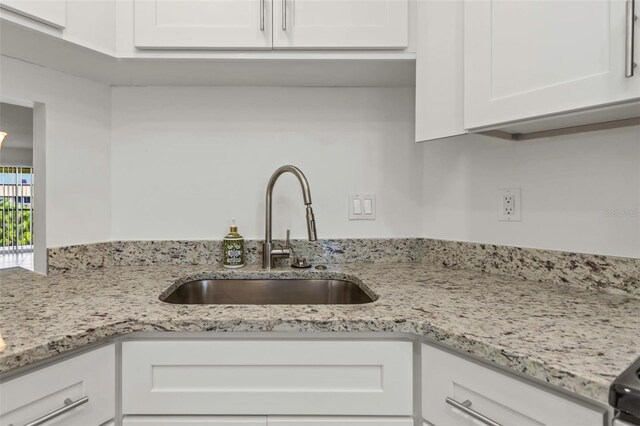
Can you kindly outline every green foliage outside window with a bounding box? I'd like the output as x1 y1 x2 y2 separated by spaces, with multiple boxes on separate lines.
0 199 32 247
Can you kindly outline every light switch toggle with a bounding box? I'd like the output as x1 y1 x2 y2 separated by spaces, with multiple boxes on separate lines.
353 199 362 215
363 198 373 215
349 194 376 220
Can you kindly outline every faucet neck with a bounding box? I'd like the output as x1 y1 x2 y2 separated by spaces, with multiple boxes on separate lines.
264 165 313 244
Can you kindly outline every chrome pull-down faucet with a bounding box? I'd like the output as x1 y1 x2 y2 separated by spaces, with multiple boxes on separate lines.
262 165 317 270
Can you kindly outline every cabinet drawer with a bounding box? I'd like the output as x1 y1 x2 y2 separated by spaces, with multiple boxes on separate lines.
421 344 605 426
267 416 414 425
122 340 413 416
0 344 115 426
123 416 267 425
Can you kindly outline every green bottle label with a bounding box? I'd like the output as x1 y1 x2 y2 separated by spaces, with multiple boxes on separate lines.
223 236 245 267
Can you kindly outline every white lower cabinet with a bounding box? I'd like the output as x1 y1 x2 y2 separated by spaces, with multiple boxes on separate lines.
123 416 268 425
122 340 413 416
0 344 115 426
0 337 610 426
421 344 606 426
122 416 413 426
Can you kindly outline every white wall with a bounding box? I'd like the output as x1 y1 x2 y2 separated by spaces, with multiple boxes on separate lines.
0 102 33 166
2 57 636 259
111 86 421 240
1 147 32 166
0 56 111 248
422 127 640 258
111 86 639 258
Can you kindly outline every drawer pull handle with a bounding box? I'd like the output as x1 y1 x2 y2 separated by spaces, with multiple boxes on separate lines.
282 0 287 30
626 0 637 77
445 397 503 426
14 396 89 426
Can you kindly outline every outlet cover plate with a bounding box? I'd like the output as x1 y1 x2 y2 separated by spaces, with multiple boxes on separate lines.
498 188 521 222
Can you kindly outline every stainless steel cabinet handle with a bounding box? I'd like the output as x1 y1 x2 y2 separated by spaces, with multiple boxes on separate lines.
260 0 265 31
626 0 637 77
445 397 503 426
12 396 89 426
282 0 287 30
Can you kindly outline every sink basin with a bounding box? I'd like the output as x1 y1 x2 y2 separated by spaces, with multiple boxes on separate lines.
161 279 375 305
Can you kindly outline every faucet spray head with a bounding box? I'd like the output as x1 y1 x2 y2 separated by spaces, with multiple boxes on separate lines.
306 205 317 241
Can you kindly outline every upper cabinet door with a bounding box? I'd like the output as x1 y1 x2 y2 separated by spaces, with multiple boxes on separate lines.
273 0 408 49
134 0 272 50
464 0 640 130
0 0 66 28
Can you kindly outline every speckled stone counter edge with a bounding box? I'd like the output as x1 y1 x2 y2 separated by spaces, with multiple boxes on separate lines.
48 238 640 296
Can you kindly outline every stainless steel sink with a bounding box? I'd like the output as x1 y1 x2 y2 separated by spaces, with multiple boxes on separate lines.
161 279 375 305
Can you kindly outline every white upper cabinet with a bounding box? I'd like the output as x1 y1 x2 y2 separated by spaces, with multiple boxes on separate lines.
464 0 640 130
0 0 66 28
132 0 408 50
272 0 408 49
133 0 272 49
415 0 466 142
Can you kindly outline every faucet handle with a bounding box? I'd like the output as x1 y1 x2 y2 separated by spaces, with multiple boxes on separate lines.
285 229 291 248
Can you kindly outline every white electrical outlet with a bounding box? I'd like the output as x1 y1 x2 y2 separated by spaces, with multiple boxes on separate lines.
349 194 376 220
498 188 521 222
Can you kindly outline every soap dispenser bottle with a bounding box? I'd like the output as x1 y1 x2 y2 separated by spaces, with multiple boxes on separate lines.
222 218 245 269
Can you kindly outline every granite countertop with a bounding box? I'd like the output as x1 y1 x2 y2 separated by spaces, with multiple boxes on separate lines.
1 262 639 404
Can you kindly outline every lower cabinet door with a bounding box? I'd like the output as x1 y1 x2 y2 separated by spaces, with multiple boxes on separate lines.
123 416 267 425
267 417 414 425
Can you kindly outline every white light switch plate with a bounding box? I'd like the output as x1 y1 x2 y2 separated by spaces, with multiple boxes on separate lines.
349 194 376 220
